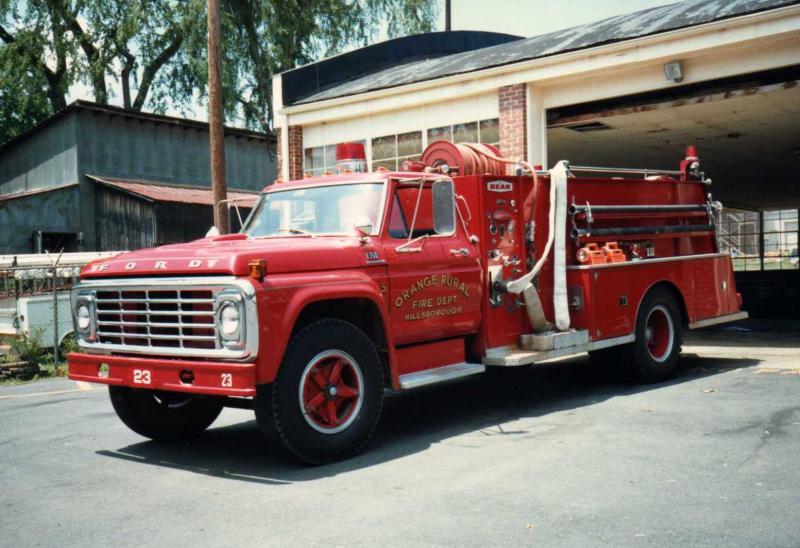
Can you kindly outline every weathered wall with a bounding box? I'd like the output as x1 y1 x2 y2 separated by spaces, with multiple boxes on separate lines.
154 202 213 246
0 187 80 254
95 186 155 251
77 110 276 250
0 114 78 196
76 109 275 191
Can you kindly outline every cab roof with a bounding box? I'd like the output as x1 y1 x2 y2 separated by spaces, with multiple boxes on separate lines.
262 171 443 193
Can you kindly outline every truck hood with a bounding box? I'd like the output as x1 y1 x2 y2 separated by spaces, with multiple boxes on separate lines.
81 235 384 278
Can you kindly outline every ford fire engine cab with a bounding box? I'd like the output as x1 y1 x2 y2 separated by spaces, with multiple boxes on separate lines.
68 141 747 464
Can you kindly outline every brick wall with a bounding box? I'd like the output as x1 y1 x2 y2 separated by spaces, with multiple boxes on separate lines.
499 83 527 171
277 125 304 181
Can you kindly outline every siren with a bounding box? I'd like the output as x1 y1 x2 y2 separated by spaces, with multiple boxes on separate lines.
335 142 367 174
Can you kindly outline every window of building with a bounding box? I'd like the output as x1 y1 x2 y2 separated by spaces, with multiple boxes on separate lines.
371 131 422 171
427 118 499 146
763 209 798 270
719 208 799 271
719 208 761 271
304 140 366 176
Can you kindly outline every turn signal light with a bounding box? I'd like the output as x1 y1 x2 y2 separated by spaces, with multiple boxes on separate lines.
249 259 267 281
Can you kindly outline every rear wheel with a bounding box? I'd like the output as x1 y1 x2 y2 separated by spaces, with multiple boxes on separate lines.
256 319 384 464
108 387 223 440
627 288 683 382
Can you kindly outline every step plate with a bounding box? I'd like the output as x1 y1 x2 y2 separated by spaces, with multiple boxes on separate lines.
520 329 590 351
399 362 485 390
484 334 635 367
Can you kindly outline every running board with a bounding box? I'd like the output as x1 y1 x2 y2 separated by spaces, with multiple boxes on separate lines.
398 362 485 389
483 334 635 367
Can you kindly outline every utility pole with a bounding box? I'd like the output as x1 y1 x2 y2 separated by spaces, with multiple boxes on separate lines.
207 0 229 233
445 0 451 32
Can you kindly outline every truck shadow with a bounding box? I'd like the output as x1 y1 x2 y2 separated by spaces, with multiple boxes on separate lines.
96 353 759 483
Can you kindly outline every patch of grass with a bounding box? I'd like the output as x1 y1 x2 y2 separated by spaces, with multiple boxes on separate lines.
0 329 72 383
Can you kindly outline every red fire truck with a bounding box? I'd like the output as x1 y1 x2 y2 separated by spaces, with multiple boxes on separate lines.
68 141 747 463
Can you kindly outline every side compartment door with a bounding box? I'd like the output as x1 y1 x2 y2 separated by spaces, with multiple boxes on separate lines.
384 179 482 345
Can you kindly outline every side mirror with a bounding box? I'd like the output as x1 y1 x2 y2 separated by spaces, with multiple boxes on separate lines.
432 180 456 234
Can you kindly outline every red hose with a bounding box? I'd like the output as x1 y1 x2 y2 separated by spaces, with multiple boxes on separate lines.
421 140 540 222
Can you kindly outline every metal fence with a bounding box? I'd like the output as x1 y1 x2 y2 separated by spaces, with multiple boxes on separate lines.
1 252 120 365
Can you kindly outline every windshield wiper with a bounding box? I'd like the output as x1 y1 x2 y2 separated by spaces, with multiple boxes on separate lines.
276 227 314 236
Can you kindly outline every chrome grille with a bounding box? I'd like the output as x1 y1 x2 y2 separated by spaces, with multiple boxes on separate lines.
95 288 219 350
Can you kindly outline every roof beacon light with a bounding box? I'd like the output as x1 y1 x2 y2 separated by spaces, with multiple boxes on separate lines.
336 142 367 174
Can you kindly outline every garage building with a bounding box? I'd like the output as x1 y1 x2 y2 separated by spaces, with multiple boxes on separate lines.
272 0 800 318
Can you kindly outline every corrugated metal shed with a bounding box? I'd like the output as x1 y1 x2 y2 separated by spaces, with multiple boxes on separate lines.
289 0 799 105
92 177 256 250
87 176 260 207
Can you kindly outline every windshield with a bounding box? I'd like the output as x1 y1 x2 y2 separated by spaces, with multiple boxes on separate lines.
242 182 384 237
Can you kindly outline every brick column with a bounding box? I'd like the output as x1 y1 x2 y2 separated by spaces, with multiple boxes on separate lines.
499 83 527 171
277 125 304 181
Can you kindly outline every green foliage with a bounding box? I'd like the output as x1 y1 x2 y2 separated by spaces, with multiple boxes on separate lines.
60 332 79 355
213 0 438 130
0 45 53 142
5 331 46 380
0 0 437 142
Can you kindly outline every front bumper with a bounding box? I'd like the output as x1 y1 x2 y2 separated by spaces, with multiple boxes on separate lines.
68 352 256 397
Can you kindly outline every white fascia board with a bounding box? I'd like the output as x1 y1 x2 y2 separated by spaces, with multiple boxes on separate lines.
282 5 800 126
272 74 284 129
543 33 800 109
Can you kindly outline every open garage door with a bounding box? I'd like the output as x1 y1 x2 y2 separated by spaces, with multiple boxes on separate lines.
546 67 800 318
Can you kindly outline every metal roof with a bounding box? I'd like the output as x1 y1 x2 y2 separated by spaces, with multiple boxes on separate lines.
0 183 79 203
291 0 799 105
87 176 260 207
0 100 275 155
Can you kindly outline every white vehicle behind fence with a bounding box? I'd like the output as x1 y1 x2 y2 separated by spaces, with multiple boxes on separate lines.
0 293 72 349
0 252 120 351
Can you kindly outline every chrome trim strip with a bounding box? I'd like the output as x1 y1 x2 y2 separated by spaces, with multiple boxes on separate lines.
689 311 749 330
567 253 728 271
72 276 258 361
398 362 485 389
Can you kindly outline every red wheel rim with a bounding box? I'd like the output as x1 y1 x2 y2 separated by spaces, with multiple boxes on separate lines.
299 350 363 434
645 305 674 363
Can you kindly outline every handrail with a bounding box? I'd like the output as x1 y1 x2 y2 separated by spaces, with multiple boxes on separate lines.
567 165 684 177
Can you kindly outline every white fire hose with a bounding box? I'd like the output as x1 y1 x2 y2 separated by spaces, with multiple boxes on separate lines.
505 161 571 332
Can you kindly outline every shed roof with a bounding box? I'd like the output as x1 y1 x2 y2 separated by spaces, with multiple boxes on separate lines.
87 176 260 207
289 0 799 105
0 100 275 155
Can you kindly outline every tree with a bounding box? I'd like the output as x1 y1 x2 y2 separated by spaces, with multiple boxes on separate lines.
218 0 437 130
0 0 437 143
0 0 72 113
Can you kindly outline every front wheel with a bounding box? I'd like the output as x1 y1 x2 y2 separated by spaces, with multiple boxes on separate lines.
256 319 384 464
108 387 223 440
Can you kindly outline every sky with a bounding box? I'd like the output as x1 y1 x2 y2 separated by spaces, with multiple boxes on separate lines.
436 0 679 37
66 0 682 122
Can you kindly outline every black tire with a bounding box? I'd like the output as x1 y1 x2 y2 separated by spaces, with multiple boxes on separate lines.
255 319 384 465
625 288 683 383
108 386 223 441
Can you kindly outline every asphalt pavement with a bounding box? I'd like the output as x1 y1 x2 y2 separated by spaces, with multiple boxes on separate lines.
1 326 799 547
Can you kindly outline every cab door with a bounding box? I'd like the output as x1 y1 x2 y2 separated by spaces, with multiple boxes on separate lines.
383 178 482 345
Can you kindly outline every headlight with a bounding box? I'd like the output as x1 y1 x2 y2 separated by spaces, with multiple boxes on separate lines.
72 293 96 342
219 303 240 337
215 291 246 348
76 304 91 331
